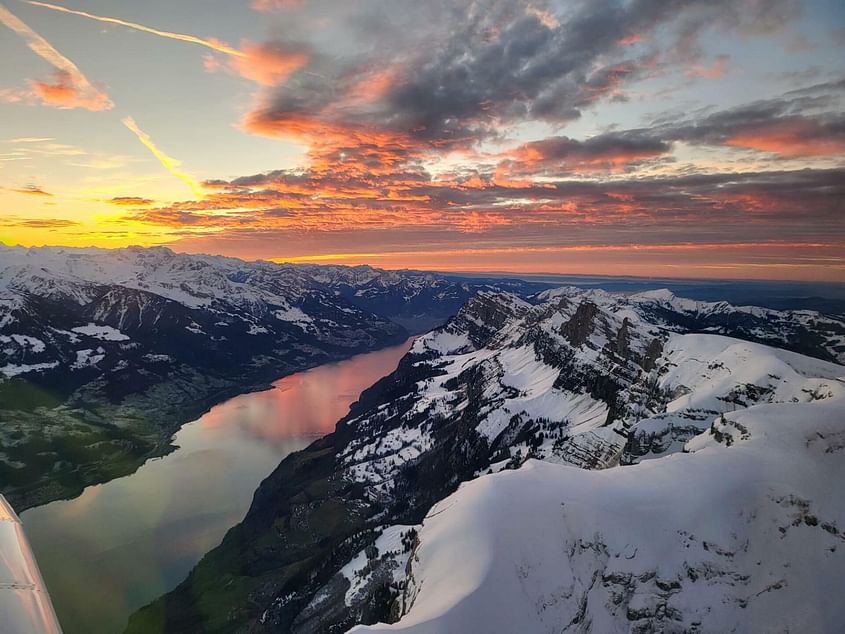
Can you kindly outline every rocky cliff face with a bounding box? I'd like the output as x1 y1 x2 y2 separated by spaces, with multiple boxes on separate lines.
127 286 845 633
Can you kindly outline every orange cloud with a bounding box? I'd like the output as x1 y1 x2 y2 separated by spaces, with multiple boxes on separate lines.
502 134 670 174
108 196 154 206
29 70 112 111
242 107 420 178
7 137 55 143
28 1 308 87
686 55 729 79
276 241 842 259
229 41 309 87
0 216 77 227
5 185 53 196
726 119 845 157
618 33 642 45
344 66 403 106
0 3 112 111
108 157 844 284
0 88 27 104
250 0 303 11
526 5 560 29
120 158 844 263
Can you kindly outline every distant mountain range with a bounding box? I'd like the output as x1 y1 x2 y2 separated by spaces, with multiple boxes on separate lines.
0 245 548 510
127 285 845 633
454 271 845 315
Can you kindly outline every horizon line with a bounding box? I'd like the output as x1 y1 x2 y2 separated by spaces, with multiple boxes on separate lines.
2 240 844 286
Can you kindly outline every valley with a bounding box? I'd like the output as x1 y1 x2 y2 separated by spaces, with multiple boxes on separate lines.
0 245 545 511
126 284 845 633
21 339 413 634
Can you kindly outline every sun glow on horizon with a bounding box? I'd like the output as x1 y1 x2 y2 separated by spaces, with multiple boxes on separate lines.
1 0 843 281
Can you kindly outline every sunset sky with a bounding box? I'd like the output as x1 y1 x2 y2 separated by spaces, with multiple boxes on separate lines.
1 0 843 280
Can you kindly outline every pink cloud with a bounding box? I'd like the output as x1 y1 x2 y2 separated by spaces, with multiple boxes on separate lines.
250 0 303 11
686 55 730 79
28 71 112 111
232 41 309 86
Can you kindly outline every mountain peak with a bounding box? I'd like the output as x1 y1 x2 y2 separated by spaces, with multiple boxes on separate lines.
631 287 676 302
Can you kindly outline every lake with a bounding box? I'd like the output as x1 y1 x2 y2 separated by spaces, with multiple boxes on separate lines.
20 339 413 634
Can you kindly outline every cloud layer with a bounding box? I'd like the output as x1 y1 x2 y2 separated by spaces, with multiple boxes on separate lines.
2 0 843 280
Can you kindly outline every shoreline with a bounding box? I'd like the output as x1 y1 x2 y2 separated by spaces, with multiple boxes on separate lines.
10 335 414 514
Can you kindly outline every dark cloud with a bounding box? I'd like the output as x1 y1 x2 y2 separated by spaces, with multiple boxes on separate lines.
502 131 672 173
110 0 839 276
385 0 796 139
130 165 845 249
108 196 154 206
184 75 845 258
0 216 78 228
542 80 845 162
658 80 845 156
4 184 53 196
248 0 803 149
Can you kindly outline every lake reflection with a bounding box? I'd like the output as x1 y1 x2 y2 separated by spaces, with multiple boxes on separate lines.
21 339 413 634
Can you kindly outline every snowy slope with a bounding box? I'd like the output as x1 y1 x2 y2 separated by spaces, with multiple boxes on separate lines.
336 295 843 632
356 395 845 633
626 333 844 461
539 286 845 365
0 244 365 324
338 291 845 500
344 294 845 633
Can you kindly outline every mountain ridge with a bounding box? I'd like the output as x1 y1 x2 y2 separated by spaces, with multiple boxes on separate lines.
126 284 845 633
0 245 549 511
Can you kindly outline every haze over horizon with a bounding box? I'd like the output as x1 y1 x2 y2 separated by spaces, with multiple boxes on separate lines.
1 0 844 281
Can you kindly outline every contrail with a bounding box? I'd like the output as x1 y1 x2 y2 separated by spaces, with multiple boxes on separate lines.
122 117 205 199
27 1 246 58
0 2 110 105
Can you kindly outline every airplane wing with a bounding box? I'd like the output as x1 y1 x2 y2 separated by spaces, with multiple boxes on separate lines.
0 495 62 633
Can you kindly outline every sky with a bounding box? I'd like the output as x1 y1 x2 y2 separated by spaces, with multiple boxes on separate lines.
0 0 843 280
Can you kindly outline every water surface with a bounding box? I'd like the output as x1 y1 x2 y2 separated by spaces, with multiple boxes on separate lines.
21 339 413 634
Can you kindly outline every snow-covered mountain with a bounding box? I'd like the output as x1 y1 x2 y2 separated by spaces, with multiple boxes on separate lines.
358 401 845 633
0 245 549 511
0 245 401 378
129 286 845 633
354 336 845 632
574 286 845 365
